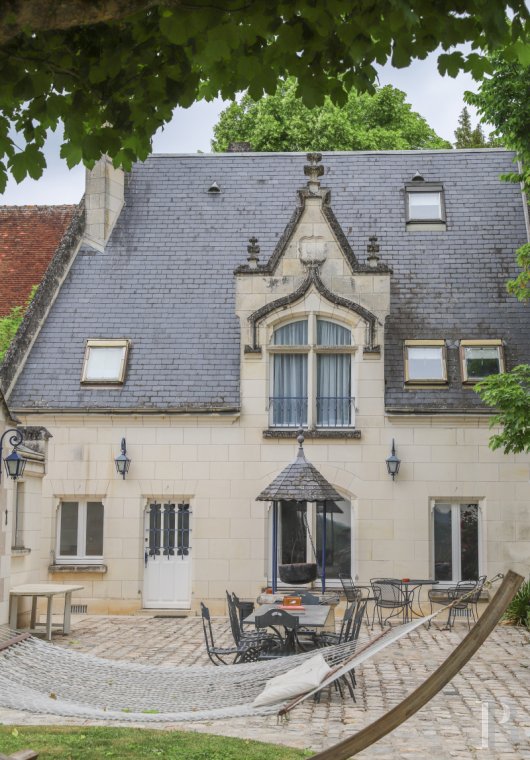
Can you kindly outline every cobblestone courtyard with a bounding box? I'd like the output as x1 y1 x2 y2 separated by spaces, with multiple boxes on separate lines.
0 613 529 759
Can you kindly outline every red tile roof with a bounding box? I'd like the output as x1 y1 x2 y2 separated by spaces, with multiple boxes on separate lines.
0 205 76 316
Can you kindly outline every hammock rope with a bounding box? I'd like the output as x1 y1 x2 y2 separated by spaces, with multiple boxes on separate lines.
0 615 428 723
0 578 506 724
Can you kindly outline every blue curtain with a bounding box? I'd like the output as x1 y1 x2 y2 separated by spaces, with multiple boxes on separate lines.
272 320 308 426
316 321 351 426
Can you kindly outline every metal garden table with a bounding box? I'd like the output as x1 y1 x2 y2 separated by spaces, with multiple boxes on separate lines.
395 579 439 620
243 603 333 654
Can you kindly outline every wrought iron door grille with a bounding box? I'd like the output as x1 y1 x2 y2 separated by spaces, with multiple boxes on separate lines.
177 503 191 557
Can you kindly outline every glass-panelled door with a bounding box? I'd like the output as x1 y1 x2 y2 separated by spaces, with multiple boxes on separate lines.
143 501 192 608
433 502 480 583
276 499 352 586
316 499 352 579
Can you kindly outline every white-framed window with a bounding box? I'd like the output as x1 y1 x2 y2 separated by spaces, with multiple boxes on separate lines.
269 316 354 428
460 340 504 383
432 501 481 583
405 182 445 224
81 339 130 383
56 500 104 563
404 340 447 384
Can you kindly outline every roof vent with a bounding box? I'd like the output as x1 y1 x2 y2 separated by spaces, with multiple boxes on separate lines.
227 141 252 152
208 181 221 193
411 171 424 182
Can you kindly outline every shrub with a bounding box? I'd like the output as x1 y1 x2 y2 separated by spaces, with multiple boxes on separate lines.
503 577 530 628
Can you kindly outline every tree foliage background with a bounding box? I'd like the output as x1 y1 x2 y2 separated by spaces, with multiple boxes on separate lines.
0 0 528 190
469 54 530 454
212 80 452 152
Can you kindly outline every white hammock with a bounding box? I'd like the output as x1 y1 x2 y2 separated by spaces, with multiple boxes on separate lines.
0 614 433 723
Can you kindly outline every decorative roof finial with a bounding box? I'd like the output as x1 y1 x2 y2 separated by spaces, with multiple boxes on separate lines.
297 427 305 457
367 235 380 269
247 236 260 269
304 152 324 193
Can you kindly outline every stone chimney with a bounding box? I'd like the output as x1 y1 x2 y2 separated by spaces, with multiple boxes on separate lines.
227 141 252 152
84 156 124 251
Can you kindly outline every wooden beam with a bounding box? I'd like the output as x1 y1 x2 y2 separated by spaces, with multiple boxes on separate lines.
308 570 523 760
0 632 31 653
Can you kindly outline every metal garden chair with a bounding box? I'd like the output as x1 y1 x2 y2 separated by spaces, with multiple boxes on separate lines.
370 578 412 628
254 608 301 656
200 602 264 665
226 591 275 650
428 575 487 629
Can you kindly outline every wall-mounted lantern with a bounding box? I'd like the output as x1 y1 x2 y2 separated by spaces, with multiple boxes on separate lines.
115 438 131 479
386 439 401 480
0 429 26 482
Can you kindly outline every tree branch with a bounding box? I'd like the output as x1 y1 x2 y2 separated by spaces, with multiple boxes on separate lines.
0 1 183 45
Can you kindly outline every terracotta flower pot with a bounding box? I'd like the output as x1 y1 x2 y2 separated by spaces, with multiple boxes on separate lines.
278 562 318 584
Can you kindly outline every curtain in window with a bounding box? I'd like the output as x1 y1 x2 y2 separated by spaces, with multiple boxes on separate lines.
272 354 308 426
273 320 308 345
317 354 351 426
317 320 351 427
272 321 308 426
317 320 350 346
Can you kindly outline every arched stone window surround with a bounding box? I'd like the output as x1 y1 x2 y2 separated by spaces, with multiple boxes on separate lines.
247 266 380 352
266 308 360 430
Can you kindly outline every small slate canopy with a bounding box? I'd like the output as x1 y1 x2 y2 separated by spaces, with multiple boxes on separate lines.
256 432 343 504
257 431 343 592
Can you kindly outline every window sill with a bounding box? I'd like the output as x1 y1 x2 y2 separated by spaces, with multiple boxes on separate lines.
11 547 31 556
263 428 361 440
48 563 108 574
406 222 447 232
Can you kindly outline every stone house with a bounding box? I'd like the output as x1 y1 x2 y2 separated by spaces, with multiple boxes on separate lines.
0 149 529 616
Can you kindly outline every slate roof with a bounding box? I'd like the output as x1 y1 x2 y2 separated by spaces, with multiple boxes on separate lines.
6 150 529 414
257 434 343 502
0 205 76 316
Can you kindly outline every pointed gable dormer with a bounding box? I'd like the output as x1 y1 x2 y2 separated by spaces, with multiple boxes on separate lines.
235 153 391 355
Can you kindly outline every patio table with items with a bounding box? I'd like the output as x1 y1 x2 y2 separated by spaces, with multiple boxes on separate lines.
243 603 333 654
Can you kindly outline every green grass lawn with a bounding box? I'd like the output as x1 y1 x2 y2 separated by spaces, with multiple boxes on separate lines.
0 726 312 759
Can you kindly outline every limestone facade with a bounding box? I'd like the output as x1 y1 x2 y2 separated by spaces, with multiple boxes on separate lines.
11 167 530 615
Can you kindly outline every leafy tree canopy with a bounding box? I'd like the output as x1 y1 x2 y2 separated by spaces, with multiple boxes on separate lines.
0 0 528 191
454 106 492 148
475 366 530 454
212 80 452 152
466 55 530 301
468 54 530 454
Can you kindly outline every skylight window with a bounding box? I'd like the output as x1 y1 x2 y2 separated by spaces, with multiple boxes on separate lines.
405 176 446 228
82 340 130 383
404 340 447 384
460 340 504 383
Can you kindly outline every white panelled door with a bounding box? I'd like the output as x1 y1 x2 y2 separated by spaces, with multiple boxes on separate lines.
143 501 192 609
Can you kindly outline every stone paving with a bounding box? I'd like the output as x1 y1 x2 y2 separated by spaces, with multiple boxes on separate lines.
0 613 529 759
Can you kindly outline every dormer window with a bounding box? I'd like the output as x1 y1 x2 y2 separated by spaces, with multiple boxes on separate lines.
404 340 447 384
269 317 355 428
460 340 504 383
81 339 130 384
405 176 446 229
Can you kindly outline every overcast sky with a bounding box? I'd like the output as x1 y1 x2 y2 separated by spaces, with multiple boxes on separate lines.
0 51 481 206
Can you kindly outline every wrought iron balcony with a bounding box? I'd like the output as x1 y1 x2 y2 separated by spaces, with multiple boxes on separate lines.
269 397 308 427
316 396 355 428
269 396 355 428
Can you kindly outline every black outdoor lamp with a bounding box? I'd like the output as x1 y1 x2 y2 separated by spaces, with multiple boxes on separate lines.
0 428 26 482
115 438 131 479
386 439 401 480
